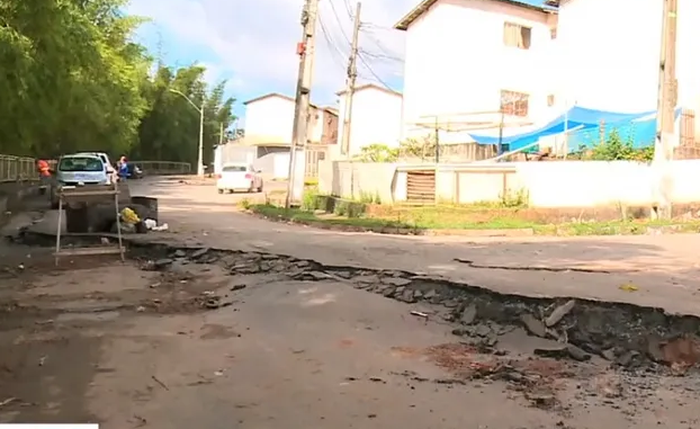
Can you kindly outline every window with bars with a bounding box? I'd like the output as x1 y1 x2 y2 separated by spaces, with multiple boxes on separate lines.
503 22 531 49
500 90 529 117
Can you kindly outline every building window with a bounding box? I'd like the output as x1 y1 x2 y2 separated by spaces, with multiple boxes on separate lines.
550 27 557 39
503 22 531 49
547 94 555 106
501 90 529 117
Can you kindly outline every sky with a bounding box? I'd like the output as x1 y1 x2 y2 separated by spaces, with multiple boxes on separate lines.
126 0 549 123
126 0 418 122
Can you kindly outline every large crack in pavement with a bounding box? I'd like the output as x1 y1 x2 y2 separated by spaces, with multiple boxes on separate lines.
10 231 700 420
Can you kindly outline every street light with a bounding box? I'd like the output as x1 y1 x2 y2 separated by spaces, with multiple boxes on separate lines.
169 89 204 176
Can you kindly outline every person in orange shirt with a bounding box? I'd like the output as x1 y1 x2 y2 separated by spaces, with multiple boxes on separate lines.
37 159 51 194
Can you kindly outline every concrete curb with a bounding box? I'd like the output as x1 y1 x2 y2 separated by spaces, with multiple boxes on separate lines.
0 182 40 224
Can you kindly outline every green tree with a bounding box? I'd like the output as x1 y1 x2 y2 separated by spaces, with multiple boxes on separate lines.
134 64 236 166
0 0 149 157
590 129 653 162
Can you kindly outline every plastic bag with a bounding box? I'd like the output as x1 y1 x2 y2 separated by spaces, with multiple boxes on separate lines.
120 207 140 225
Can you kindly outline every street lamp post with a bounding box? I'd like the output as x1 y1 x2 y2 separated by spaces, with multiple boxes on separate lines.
169 89 204 176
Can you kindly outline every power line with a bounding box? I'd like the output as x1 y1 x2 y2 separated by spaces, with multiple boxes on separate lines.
327 0 350 42
358 48 402 63
318 15 349 70
357 51 395 91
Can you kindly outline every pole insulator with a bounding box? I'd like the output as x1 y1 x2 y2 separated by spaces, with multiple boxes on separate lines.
296 42 306 55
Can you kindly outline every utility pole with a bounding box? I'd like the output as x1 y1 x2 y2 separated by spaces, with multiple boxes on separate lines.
340 2 362 157
286 0 319 209
652 0 678 219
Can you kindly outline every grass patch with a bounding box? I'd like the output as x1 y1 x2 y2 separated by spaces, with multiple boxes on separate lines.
247 202 700 236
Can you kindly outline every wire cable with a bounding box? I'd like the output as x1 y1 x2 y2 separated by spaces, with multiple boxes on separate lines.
318 15 350 72
357 51 396 91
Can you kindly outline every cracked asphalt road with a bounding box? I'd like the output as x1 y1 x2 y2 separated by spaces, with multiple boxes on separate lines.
1 176 699 428
121 177 700 315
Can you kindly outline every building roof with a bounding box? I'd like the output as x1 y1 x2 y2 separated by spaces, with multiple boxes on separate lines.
336 83 402 97
394 0 556 31
242 92 322 109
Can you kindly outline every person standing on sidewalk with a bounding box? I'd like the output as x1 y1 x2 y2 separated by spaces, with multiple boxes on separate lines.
36 159 51 195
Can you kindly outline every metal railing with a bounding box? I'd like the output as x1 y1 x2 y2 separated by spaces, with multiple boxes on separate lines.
136 161 191 175
0 154 191 182
0 155 39 182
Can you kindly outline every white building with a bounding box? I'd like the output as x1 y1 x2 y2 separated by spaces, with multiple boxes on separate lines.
552 0 700 124
394 0 558 142
220 93 338 178
333 84 404 159
242 93 338 146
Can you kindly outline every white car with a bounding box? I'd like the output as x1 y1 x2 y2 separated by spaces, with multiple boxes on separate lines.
74 152 117 181
217 163 263 193
50 153 110 208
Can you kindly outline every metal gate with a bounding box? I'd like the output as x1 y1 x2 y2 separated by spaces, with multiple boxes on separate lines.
406 170 435 203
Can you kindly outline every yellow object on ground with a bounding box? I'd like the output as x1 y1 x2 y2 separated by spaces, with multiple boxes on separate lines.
120 207 140 225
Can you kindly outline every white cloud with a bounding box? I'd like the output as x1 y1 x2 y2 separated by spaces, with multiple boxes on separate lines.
127 0 414 104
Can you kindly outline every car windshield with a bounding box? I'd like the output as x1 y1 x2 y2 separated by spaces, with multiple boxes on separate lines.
58 157 104 172
223 165 247 172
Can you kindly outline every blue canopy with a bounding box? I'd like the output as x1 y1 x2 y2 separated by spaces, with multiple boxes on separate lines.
468 106 659 150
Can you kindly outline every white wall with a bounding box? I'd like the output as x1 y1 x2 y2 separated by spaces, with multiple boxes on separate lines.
402 0 556 141
244 96 295 144
320 160 700 208
556 0 700 118
335 87 403 159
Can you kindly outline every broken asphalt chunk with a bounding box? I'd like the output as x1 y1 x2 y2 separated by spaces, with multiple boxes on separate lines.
381 277 411 287
520 314 547 338
191 248 210 259
460 304 477 325
545 300 576 327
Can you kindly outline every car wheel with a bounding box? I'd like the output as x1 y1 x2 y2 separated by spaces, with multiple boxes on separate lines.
227 189 234 194
257 182 263 192
217 189 224 194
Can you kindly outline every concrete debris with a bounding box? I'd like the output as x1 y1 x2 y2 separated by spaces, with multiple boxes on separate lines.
545 300 576 327
534 344 591 362
190 248 210 259
520 314 547 338
92 242 700 370
660 336 700 368
459 304 477 325
381 277 411 287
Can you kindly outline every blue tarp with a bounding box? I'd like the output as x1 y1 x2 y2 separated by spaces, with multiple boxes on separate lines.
468 106 663 151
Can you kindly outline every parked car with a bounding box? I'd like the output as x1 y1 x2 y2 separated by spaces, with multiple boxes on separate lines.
216 163 263 194
50 153 110 209
126 163 144 179
74 151 116 181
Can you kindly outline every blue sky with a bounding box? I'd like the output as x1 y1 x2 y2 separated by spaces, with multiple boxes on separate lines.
126 0 549 122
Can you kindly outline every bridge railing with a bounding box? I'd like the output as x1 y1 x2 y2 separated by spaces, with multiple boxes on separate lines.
0 154 191 182
137 161 191 175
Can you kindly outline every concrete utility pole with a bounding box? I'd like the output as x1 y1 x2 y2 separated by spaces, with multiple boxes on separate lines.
170 88 205 176
340 2 362 157
286 0 319 209
652 0 678 219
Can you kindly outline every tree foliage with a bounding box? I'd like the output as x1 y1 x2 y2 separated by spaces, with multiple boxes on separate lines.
589 130 654 162
0 0 236 165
